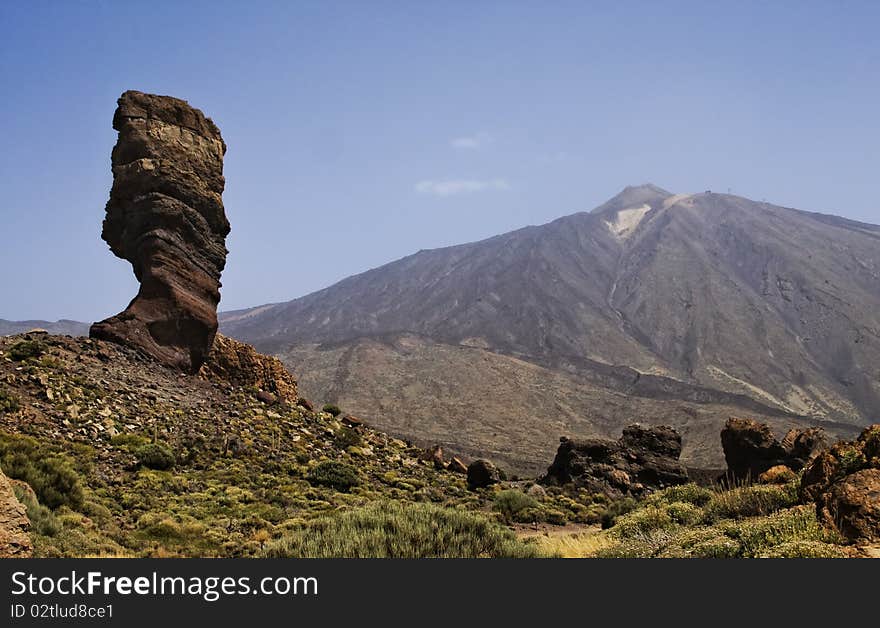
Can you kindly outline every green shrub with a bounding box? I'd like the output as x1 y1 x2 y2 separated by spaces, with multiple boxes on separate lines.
757 540 849 558
12 484 60 536
333 427 362 449
0 387 20 413
262 501 542 558
134 443 176 470
611 506 675 539
647 484 714 507
665 501 704 526
719 506 837 557
703 484 798 522
321 404 342 417
494 489 539 522
600 497 638 529
8 340 46 361
0 439 84 510
653 528 741 558
306 461 360 492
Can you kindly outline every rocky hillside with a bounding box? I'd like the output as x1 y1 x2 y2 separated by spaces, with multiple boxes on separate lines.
0 332 487 556
222 185 878 471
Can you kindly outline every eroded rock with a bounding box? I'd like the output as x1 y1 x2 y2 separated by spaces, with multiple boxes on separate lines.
90 90 230 373
721 418 828 483
541 424 689 497
199 334 298 404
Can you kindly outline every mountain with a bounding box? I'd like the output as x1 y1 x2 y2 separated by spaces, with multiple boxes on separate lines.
0 319 89 337
221 185 880 472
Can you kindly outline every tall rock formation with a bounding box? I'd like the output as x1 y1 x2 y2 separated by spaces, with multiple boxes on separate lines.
90 90 230 373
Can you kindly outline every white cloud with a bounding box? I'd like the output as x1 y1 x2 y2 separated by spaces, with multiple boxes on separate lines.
450 132 492 150
414 178 511 197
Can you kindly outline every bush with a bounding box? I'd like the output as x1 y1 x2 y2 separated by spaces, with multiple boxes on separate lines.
134 443 176 470
8 340 46 361
0 387 20 413
647 484 714 507
12 484 60 536
322 404 342 417
306 461 360 492
333 427 362 449
600 497 638 529
611 506 675 539
494 489 539 522
2 454 84 510
703 484 798 522
757 540 849 558
261 501 542 558
719 505 836 557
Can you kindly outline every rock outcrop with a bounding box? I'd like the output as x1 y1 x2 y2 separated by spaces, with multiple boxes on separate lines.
0 470 31 558
721 418 828 482
199 334 298 404
800 425 880 543
541 424 689 497
90 90 230 373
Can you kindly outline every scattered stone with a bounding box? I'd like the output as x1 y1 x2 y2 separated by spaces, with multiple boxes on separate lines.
90 90 230 373
446 457 467 474
467 459 501 490
341 415 363 427
422 445 444 470
541 424 689 497
297 398 314 412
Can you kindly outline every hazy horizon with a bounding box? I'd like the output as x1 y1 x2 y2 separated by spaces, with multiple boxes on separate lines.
2 1 879 321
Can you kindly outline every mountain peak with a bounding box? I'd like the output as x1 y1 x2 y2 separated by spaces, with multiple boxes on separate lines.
591 183 672 216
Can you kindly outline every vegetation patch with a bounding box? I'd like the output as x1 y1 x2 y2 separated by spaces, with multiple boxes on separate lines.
262 500 543 558
306 461 360 492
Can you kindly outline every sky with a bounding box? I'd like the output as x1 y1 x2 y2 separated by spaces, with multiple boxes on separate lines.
1 1 879 322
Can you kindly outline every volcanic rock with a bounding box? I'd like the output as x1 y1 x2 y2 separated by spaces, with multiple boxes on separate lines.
467 459 502 490
818 469 880 543
721 418 828 482
800 425 880 542
0 469 31 558
541 424 689 497
90 90 230 373
199 334 298 404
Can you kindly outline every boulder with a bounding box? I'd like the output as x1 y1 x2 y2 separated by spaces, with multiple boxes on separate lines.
90 90 230 373
0 470 31 558
800 425 880 543
467 459 501 490
720 419 828 483
758 465 797 485
720 418 788 482
541 424 689 497
818 469 880 543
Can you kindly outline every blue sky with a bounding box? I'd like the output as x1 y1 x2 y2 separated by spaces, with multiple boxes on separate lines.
1 1 878 321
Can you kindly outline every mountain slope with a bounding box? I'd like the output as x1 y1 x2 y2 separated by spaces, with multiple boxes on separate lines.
222 185 880 470
0 319 88 337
